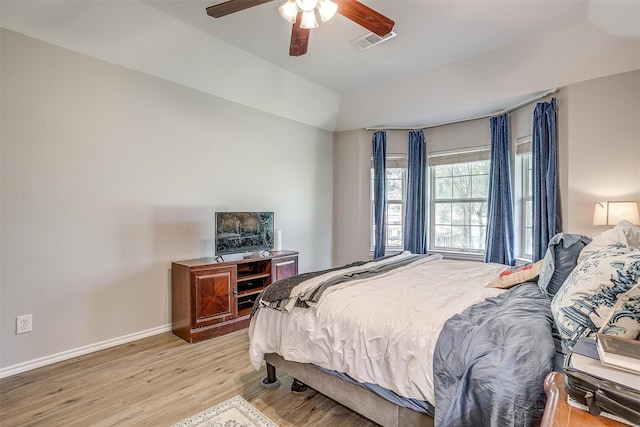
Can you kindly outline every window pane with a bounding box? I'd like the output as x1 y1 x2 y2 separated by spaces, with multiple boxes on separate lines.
388 179 403 200
451 226 466 248
387 225 402 247
387 168 403 179
435 164 452 178
451 203 468 225
469 202 487 225
524 227 533 256
451 163 470 176
472 160 490 175
435 177 452 199
470 225 486 250
447 225 486 250
523 198 533 256
452 176 471 198
522 153 533 197
525 200 533 228
471 173 489 198
387 203 402 224
435 225 451 247
435 203 451 225
370 170 374 200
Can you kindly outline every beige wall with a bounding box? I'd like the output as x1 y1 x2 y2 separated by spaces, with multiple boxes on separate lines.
0 30 333 372
332 71 640 265
565 70 640 236
332 130 370 265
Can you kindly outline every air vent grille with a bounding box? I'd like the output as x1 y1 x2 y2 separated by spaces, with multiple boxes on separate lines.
350 31 397 51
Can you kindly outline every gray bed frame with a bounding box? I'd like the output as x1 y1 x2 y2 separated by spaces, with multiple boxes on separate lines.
262 353 434 427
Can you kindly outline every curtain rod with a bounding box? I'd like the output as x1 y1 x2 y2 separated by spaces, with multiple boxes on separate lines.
366 88 558 131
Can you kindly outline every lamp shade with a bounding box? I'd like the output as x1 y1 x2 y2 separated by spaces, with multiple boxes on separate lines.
318 0 337 21
299 10 318 28
593 201 640 226
296 0 317 12
279 0 298 23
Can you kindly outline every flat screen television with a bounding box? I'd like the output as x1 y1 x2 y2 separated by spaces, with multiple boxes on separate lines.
215 212 274 256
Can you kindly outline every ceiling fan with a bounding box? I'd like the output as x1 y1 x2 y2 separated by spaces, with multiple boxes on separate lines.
206 0 395 56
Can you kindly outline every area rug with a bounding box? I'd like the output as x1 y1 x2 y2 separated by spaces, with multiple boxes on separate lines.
172 395 278 427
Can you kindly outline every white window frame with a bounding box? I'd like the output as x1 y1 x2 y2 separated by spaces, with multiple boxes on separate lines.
428 148 491 257
370 155 407 252
515 137 533 261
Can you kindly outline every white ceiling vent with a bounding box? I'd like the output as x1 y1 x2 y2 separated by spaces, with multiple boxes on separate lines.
350 31 397 51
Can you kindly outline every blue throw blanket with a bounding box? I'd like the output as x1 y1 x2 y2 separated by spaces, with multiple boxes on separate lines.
433 282 556 426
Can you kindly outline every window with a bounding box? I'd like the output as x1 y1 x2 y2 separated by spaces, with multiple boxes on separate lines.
429 149 490 253
515 138 533 259
371 156 407 250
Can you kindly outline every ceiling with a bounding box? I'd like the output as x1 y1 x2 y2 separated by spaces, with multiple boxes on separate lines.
146 0 587 93
2 0 640 131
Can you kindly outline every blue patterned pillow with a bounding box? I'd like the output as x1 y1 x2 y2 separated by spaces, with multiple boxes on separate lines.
599 284 640 340
551 244 640 350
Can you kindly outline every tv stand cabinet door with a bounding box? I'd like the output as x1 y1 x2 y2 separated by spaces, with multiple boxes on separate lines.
192 265 237 327
273 255 298 282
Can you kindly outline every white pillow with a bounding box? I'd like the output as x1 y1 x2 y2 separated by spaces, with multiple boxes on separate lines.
551 244 640 350
577 220 640 263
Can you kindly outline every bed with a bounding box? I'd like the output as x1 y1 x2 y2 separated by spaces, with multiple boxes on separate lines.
248 224 640 426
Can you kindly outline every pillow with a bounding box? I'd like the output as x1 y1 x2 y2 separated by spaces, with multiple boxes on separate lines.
578 220 640 263
551 245 640 350
487 260 543 289
538 233 593 297
599 283 640 340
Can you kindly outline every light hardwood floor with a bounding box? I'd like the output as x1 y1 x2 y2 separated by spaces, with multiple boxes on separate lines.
0 329 377 426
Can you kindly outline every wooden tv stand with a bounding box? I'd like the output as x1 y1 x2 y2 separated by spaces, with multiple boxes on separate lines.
171 250 298 343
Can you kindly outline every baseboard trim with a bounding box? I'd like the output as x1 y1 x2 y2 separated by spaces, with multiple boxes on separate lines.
0 324 172 379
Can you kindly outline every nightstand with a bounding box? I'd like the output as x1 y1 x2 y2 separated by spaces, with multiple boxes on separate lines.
541 372 627 426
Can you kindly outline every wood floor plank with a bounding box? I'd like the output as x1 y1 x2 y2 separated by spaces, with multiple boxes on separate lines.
0 329 378 426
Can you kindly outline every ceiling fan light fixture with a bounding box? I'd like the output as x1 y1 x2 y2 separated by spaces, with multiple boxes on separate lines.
300 10 319 28
317 0 337 22
296 0 317 12
279 0 335 27
206 0 395 56
278 0 298 24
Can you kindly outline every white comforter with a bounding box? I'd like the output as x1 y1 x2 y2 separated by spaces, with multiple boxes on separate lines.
248 253 508 404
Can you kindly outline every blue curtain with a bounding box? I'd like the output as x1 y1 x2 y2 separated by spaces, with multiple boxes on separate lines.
404 130 427 254
485 113 515 265
532 98 561 261
372 131 387 259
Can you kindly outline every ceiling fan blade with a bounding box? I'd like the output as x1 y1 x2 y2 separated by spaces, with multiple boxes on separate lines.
334 0 394 37
289 12 310 56
206 0 273 18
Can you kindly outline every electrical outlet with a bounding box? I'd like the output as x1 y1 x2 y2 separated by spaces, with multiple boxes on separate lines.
17 315 32 334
